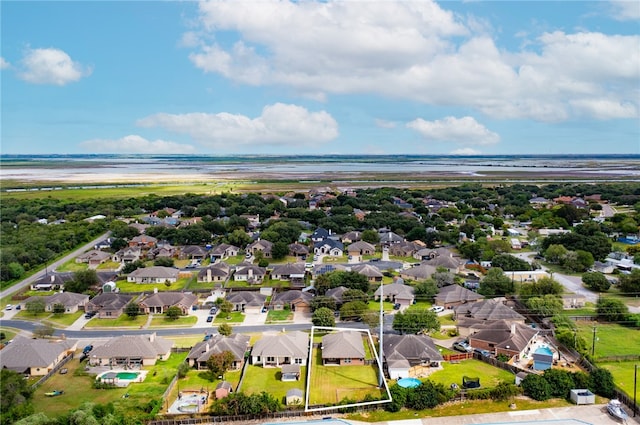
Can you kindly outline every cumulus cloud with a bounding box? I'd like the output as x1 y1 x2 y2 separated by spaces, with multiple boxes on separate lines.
375 119 397 129
609 0 640 21
406 116 500 146
18 47 91 85
80 135 196 154
451 148 481 155
0 57 9 70
137 103 338 148
186 0 639 122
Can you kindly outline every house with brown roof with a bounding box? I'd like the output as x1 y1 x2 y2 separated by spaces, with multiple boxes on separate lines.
271 290 313 313
389 241 421 257
76 249 111 268
468 320 539 361
454 298 526 326
434 285 484 309
215 381 233 399
226 291 267 313
187 334 250 370
180 245 208 261
127 266 179 284
129 235 158 248
0 337 78 376
351 264 384 282
20 292 89 314
89 333 173 367
85 293 135 318
288 242 310 258
271 263 306 287
383 334 444 379
346 241 376 256
112 246 142 263
198 263 231 283
322 331 365 366
209 243 240 261
138 291 198 315
247 239 273 258
251 331 309 367
233 264 267 285
341 231 363 244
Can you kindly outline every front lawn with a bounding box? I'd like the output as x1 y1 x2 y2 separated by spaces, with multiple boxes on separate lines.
83 314 147 328
240 365 306 404
44 311 84 327
149 315 198 327
115 277 192 293
55 259 87 272
213 312 245 323
308 348 384 406
427 359 515 389
576 322 640 358
265 308 294 323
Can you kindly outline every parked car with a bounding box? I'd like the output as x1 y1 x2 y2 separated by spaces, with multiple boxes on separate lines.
209 307 218 314
453 340 472 353
5 304 12 311
82 345 94 354
206 315 214 323
84 311 97 319
430 305 445 313
15 305 21 311
393 303 401 310
473 348 492 358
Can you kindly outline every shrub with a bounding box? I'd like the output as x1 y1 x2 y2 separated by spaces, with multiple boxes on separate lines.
521 374 552 401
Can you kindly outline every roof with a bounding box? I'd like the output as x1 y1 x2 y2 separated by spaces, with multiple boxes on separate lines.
325 286 348 302
272 290 313 304
435 285 484 304
322 331 365 359
351 264 384 278
198 263 231 279
216 381 233 391
226 291 266 306
139 292 197 309
188 334 250 363
455 298 525 322
87 293 134 310
90 333 172 359
470 320 538 352
282 364 301 374
0 337 77 372
252 331 309 358
272 263 306 276
374 282 415 298
384 334 444 363
210 243 239 255
128 266 179 279
234 264 267 277
401 263 437 280
346 241 376 252
286 388 303 397
314 239 344 250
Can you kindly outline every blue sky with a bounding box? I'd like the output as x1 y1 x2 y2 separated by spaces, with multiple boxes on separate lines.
1 0 639 155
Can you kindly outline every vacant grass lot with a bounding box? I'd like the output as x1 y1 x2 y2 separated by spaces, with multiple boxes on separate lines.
308 348 384 406
599 361 639 400
576 322 640 358
427 359 515 389
149 315 198 327
240 365 306 404
84 314 147 328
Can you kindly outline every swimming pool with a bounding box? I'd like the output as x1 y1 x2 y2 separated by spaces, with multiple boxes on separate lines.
116 372 139 380
397 377 422 388
96 370 147 387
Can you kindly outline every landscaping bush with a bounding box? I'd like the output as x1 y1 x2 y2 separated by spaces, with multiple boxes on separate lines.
543 369 574 399
521 374 552 401
589 367 616 398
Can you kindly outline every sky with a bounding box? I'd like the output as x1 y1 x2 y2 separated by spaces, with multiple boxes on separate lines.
1 0 639 156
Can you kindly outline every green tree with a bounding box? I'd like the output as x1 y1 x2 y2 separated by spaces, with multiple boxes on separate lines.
66 269 99 293
310 296 337 312
125 302 140 319
361 229 380 244
543 368 575 398
154 257 174 267
122 260 145 274
219 300 234 319
339 301 368 321
619 268 640 294
392 309 440 334
582 272 610 292
218 323 233 336
414 279 438 299
491 254 531 271
0 369 34 425
312 307 335 327
271 241 290 260
165 306 182 320
342 289 369 304
596 297 629 322
589 368 615 398
32 325 54 339
52 303 66 314
479 267 514 297
521 373 552 401
25 298 45 316
544 244 568 264
206 351 235 381
526 294 563 317
226 229 251 248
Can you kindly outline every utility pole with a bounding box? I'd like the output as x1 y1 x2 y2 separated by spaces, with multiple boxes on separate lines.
378 282 384 387
591 325 596 357
634 364 637 417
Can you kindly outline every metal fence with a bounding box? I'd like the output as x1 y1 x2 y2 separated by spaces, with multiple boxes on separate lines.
31 352 74 389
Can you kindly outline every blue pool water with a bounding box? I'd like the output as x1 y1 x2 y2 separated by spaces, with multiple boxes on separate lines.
397 377 422 388
535 346 553 356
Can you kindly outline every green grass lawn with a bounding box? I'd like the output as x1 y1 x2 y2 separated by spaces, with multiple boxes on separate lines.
559 302 597 317
83 314 147 328
240 365 306 404
43 311 83 327
265 309 294 323
427 359 515 389
599 361 639 400
55 259 88 272
576 322 640 358
149 315 198 327
97 260 122 270
115 277 191 293
367 301 395 312
213 312 245 323
308 348 384 405
185 279 223 291
0 327 19 342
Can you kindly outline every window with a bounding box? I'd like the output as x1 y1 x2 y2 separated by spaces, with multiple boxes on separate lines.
295 358 303 364
266 356 275 362
344 358 351 364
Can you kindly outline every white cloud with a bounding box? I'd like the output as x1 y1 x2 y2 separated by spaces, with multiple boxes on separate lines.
18 47 91 85
187 0 639 122
179 31 201 48
570 98 638 119
0 57 10 70
406 116 500 145
451 148 481 155
609 0 640 21
80 135 196 154
137 103 338 148
375 119 397 129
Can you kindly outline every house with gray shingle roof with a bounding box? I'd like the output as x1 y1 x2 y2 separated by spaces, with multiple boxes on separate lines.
435 285 484 309
251 331 309 367
89 333 173 367
127 266 179 284
271 263 306 287
313 239 344 257
20 292 89 314
226 291 266 314
138 291 197 315
85 293 135 318
187 334 250 370
112 246 142 264
351 264 384 282
76 249 111 268
233 264 267 285
198 262 231 283
374 282 415 307
454 298 525 323
400 263 438 281
0 337 78 376
209 243 240 261
346 241 376 256
288 242 309 258
180 245 208 260
322 331 365 366
247 239 273 258
271 290 313 313
325 286 349 306
468 320 539 361
383 334 443 379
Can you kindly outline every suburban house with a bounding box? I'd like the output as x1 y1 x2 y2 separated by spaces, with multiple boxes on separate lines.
271 290 313 313
561 293 587 309
85 293 135 318
94 237 114 250
341 231 363 244
75 249 111 268
30 273 74 291
138 291 198 315
346 241 376 257
127 266 179 284
247 239 273 258
20 292 89 314
374 282 415 307
503 270 548 283
0 337 78 376
434 285 484 309
233 264 267 285
226 291 267 313
455 298 526 326
112 247 142 263
129 235 158 248
209 243 240 261
468 320 539 361
389 241 421 257
384 334 444 379
325 286 349 307
313 239 344 257
288 242 310 258
186 334 250 370
321 331 365 366
88 333 173 367
271 263 306 287
251 331 309 367
427 255 463 273
180 245 208 261
351 264 384 283
400 263 438 281
128 222 148 234
198 263 231 283
378 230 405 246
311 228 330 243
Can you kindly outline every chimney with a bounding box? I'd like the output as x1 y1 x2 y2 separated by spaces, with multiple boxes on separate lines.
154 287 158 294
51 275 55 283
248 269 253 278
149 332 156 342
510 322 516 335
207 268 212 282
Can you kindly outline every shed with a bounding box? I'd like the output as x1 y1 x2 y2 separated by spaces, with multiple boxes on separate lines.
215 381 233 399
570 389 595 405
285 388 303 406
281 364 301 381
515 371 529 386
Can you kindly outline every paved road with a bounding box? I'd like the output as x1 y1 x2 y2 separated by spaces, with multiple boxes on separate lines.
0 231 111 300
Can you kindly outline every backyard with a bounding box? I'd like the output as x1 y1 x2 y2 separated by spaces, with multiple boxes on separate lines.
576 322 640 358
427 359 515 389
240 365 306 404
